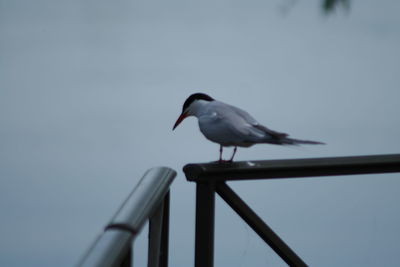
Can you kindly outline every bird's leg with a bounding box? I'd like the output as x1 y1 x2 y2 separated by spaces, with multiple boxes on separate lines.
228 146 237 162
219 145 223 163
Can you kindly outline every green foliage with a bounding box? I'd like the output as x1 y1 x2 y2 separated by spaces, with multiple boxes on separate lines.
323 0 350 14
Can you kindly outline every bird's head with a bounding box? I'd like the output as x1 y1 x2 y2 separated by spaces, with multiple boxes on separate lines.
173 93 214 130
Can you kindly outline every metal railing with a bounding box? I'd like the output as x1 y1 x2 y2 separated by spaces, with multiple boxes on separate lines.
78 167 176 267
183 154 400 267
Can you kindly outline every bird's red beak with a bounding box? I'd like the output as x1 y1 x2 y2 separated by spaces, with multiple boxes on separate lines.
173 112 188 130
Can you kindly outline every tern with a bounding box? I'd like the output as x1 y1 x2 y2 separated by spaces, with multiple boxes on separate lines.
173 93 324 162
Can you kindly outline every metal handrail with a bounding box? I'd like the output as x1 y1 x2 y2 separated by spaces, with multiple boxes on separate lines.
184 154 400 181
78 167 176 267
183 154 400 267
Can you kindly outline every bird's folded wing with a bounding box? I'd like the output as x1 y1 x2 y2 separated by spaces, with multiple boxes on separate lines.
224 103 289 140
225 103 259 125
253 124 288 139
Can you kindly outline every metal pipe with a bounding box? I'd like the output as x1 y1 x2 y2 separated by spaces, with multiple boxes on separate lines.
78 167 176 267
108 167 176 232
78 230 133 267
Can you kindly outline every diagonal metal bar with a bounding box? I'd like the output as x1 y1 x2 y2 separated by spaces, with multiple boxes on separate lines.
216 182 307 267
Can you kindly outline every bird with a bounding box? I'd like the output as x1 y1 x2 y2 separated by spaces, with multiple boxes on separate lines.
173 93 324 163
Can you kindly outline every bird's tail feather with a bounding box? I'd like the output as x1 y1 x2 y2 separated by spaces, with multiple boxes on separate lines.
281 138 325 145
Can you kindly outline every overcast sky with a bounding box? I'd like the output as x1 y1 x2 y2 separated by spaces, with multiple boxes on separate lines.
1 0 400 266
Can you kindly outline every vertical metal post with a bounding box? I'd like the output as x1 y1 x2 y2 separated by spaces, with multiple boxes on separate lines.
159 192 170 267
194 182 215 267
148 192 171 267
121 248 132 267
148 201 164 267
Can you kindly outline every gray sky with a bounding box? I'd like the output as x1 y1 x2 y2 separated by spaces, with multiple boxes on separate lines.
1 0 400 266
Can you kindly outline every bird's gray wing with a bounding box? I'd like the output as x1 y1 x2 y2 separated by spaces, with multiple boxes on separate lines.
203 102 263 143
253 124 288 139
223 103 258 124
224 103 289 139
207 101 285 144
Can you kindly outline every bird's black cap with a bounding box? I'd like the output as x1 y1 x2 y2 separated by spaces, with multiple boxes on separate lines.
182 93 214 112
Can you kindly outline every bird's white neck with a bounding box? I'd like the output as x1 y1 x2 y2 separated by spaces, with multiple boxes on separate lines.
187 100 211 117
